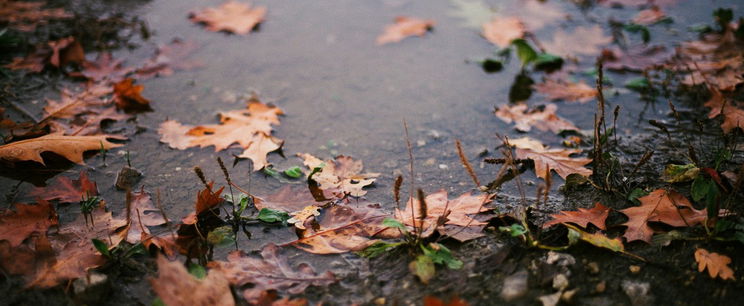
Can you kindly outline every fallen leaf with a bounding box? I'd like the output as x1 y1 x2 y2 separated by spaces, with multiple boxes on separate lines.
286 206 321 230
151 255 235 306
602 45 672 72
157 120 195 150
495 103 578 133
0 200 58 248
189 1 266 35
395 190 494 241
533 79 597 103
543 203 610 230
141 231 179 259
542 25 612 58
620 189 708 243
509 137 592 180
27 170 97 203
0 134 123 165
208 243 335 303
482 17 525 48
633 6 666 25
0 234 54 278
70 53 133 82
0 0 71 31
599 0 678 8
447 0 495 29
694 248 735 280
673 25 743 91
176 182 224 258
564 224 638 259
298 153 380 198
376 16 435 45
5 37 82 72
28 239 106 288
123 188 168 244
136 39 203 79
704 87 744 133
254 186 318 212
114 78 152 112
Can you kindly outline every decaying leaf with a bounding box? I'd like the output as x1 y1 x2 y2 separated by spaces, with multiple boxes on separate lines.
376 16 435 45
151 256 235 306
123 188 168 244
0 0 71 32
114 78 152 111
564 224 638 259
27 170 97 203
509 137 592 180
189 0 266 35
208 243 335 303
620 189 708 243
160 99 283 170
495 103 578 133
175 182 225 258
533 79 597 103
694 248 735 280
0 134 123 165
395 190 494 241
286 206 321 230
542 25 612 58
0 200 58 248
482 17 525 48
298 153 379 198
543 202 610 230
602 45 672 72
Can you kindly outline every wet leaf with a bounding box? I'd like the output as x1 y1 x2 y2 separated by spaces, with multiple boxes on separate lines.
543 25 612 58
495 103 578 133
511 39 537 66
122 189 167 244
602 45 672 71
5 37 82 72
482 17 525 48
663 164 700 183
410 255 435 284
0 134 123 165
0 0 71 32
28 170 98 203
258 208 290 223
620 189 708 243
254 186 318 213
565 224 629 255
0 200 58 248
91 239 111 258
70 52 133 82
543 202 610 230
395 190 494 241
376 16 435 45
284 166 304 178
509 137 593 180
633 6 668 25
286 206 321 230
151 256 235 306
189 0 266 35
207 226 235 247
704 88 744 133
114 78 152 112
297 153 379 198
136 39 203 79
533 79 597 103
694 248 735 280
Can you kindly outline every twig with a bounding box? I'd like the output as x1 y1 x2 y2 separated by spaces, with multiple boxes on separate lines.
455 139 481 188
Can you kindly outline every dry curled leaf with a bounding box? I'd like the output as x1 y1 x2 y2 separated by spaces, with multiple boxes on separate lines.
533 79 597 103
543 202 610 230
482 17 525 48
620 189 708 243
189 1 266 35
510 137 592 180
151 255 235 306
395 190 494 241
694 248 735 280
298 153 379 198
27 170 97 203
0 134 123 165
376 16 435 45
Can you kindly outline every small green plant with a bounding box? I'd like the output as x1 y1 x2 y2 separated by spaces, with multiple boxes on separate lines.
80 193 101 226
93 239 148 270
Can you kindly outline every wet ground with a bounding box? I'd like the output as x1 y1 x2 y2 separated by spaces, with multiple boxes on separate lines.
1 0 744 305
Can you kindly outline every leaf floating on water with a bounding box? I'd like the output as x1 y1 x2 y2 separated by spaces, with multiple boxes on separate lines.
533 79 597 103
376 16 435 45
189 1 266 35
482 17 525 48
542 25 612 58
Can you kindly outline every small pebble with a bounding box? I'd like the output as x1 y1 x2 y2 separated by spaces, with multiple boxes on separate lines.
553 274 569 291
438 164 448 169
595 280 606 293
622 280 654 306
114 166 142 190
373 297 385 305
629 265 641 274
587 262 600 274
500 270 529 302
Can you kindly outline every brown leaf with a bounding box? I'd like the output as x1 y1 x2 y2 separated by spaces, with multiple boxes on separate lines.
542 25 612 58
5 37 81 72
0 200 58 247
189 0 266 35
286 205 321 230
598 0 678 8
208 243 335 303
543 202 610 230
704 87 744 134
694 248 735 280
70 53 133 82
158 120 195 150
0 234 54 278
602 45 672 72
123 188 168 244
376 16 435 45
176 182 224 258
482 17 525 48
510 137 592 180
254 186 318 212
0 0 71 31
136 39 203 79
632 6 666 25
395 190 494 241
533 79 597 103
152 255 235 306
114 78 152 112
27 170 97 203
141 231 179 259
620 189 708 243
298 153 379 197
495 103 578 133
673 26 743 91
0 134 123 165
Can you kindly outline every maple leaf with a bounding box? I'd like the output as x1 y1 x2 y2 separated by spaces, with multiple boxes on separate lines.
0 134 123 165
543 202 610 230
298 153 380 197
633 6 666 25
533 79 597 103
208 243 336 303
395 190 494 241
114 78 152 112
376 16 435 45
122 188 168 244
288 204 393 254
694 248 735 280
42 87 107 120
495 103 578 133
510 137 592 180
27 170 97 203
602 45 672 72
542 25 612 58
0 200 57 247
189 1 266 35
70 52 133 82
151 256 235 306
0 0 71 32
136 39 203 79
160 99 284 170
620 189 708 243
482 17 525 48
141 232 179 259
704 88 744 133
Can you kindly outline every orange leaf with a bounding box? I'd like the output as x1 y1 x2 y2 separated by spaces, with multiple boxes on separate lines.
533 79 597 103
114 78 152 111
495 103 578 133
510 137 592 180
395 190 494 241
694 248 735 280
543 202 610 230
189 1 266 35
0 134 123 165
376 16 435 45
298 153 379 198
482 17 525 48
28 170 97 203
620 189 708 243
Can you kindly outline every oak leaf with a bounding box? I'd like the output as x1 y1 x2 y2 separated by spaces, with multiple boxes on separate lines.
0 200 58 247
673 25 743 91
298 153 379 197
114 78 151 111
189 1 266 35
136 39 203 79
694 248 735 280
0 234 54 278
482 17 525 48
533 79 597 103
27 170 97 203
176 182 224 258
208 243 335 303
620 189 708 243
542 25 612 58
123 188 168 244
543 202 610 230
376 16 435 45
704 87 744 133
495 103 578 133
0 134 123 165
395 190 494 241
70 52 133 83
510 137 592 180
151 256 235 306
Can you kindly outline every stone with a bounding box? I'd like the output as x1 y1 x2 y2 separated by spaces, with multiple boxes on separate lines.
587 261 600 274
500 270 529 302
629 265 641 274
595 280 606 293
546 251 576 267
621 280 654 306
73 271 109 303
553 273 569 291
115 166 142 190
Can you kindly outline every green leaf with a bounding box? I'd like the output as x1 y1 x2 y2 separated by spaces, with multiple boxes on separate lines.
627 188 649 205
151 298 166 306
262 166 280 178
92 239 111 258
481 58 503 73
422 243 463 270
284 166 304 178
188 263 207 279
625 77 650 92
511 39 537 66
533 53 563 71
357 241 403 258
623 24 651 43
124 243 148 258
382 217 408 233
499 223 527 238
691 175 717 202
663 164 700 183
207 226 235 247
258 208 290 223
409 255 436 284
